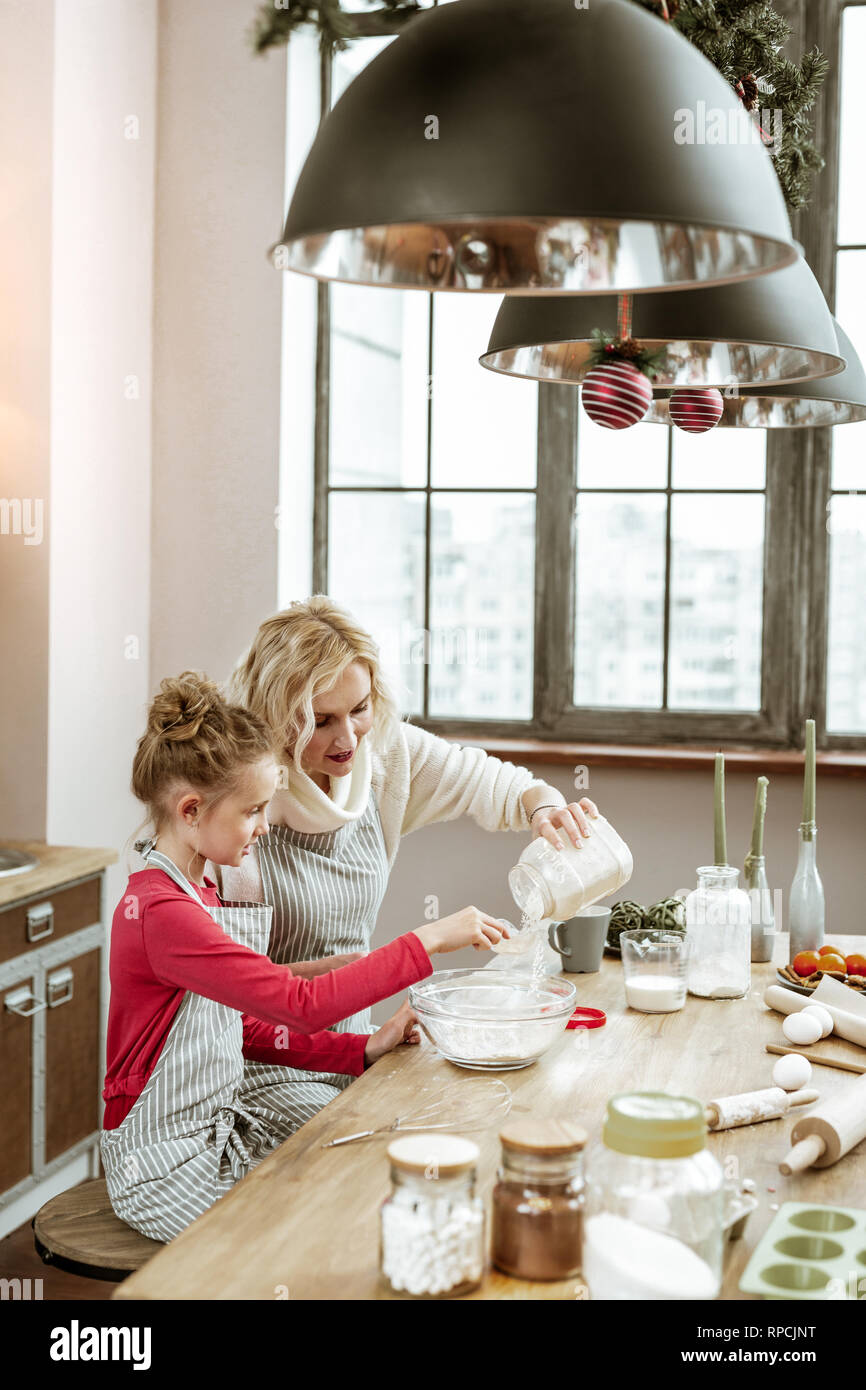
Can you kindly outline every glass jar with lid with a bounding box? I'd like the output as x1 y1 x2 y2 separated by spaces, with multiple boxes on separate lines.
582 1092 724 1301
508 814 633 922
491 1117 587 1280
379 1134 485 1298
685 865 752 999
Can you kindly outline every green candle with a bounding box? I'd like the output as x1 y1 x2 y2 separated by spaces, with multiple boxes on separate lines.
750 776 768 857
802 718 816 825
714 752 727 866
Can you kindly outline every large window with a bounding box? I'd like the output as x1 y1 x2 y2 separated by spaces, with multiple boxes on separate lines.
826 3 866 735
284 4 866 749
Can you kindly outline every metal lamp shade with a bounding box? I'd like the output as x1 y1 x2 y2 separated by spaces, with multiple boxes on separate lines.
646 321 866 427
274 0 796 293
480 260 843 388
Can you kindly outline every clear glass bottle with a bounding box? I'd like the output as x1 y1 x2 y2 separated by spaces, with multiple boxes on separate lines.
491 1118 587 1280
379 1135 485 1298
582 1093 724 1301
685 865 751 1000
788 821 825 960
508 814 633 922
744 852 776 963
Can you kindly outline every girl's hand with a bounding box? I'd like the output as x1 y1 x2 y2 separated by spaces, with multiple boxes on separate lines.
364 1001 420 1067
414 907 507 956
532 798 599 850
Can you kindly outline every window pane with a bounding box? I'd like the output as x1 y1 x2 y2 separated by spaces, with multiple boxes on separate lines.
831 421 866 490
668 495 764 711
328 492 426 713
827 496 866 734
574 494 666 708
835 251 866 370
837 6 866 244
430 297 537 487
576 414 668 488
672 424 766 490
429 494 535 719
329 284 428 486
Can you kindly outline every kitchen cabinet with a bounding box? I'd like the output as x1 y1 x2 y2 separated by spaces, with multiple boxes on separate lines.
0 842 116 1214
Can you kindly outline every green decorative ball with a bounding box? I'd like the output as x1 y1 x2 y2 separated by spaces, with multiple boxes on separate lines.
607 900 646 947
644 897 687 933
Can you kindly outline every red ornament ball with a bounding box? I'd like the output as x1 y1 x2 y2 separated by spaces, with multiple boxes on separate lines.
581 360 652 430
669 387 724 433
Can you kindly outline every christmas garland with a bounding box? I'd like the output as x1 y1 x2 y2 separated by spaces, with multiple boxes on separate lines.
250 0 827 212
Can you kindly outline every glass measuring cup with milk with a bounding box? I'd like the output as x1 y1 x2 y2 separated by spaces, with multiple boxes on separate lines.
507 814 633 926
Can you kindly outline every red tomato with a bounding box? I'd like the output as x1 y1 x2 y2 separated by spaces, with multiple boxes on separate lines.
792 951 821 977
845 954 866 977
818 944 844 957
817 953 847 975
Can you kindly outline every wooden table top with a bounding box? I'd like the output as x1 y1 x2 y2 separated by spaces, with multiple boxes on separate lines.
114 935 866 1301
0 839 117 908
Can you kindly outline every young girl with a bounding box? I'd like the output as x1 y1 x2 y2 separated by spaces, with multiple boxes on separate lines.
101 672 507 1243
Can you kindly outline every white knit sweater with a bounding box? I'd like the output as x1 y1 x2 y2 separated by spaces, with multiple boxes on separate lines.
209 721 548 902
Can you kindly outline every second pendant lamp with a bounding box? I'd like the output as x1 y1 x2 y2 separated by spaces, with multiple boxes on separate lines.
480 259 844 391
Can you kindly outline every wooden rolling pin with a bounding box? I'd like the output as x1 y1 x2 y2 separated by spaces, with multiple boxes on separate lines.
763 985 866 1049
705 1086 818 1131
779 1073 866 1174
767 1044 866 1076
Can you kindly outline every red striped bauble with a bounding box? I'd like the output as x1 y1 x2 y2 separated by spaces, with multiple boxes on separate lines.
581 360 653 430
669 387 724 433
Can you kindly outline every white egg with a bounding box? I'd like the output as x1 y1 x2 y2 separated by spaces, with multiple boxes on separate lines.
801 1003 834 1038
782 1012 823 1046
772 1053 813 1091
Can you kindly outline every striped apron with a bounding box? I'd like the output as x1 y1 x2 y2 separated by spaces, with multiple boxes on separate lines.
99 842 339 1243
241 792 389 1100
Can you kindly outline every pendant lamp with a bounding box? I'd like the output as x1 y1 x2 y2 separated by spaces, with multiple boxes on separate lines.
479 260 844 388
273 0 797 293
645 321 866 427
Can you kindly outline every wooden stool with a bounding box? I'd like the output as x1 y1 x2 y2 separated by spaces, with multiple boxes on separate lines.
32 1178 164 1282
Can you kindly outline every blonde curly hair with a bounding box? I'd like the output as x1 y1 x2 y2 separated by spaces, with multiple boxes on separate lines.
225 596 401 775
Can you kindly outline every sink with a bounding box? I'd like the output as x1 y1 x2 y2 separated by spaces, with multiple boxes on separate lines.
0 849 39 878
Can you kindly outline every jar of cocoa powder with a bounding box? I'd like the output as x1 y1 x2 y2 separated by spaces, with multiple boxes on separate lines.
491 1117 587 1281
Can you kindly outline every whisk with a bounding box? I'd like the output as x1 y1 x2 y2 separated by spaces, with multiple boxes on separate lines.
321 1077 513 1147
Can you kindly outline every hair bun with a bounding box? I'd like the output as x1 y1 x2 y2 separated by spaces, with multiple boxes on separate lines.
149 671 222 743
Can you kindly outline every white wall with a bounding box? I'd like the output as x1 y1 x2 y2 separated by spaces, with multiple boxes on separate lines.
48 0 157 914
0 0 53 837
150 0 287 687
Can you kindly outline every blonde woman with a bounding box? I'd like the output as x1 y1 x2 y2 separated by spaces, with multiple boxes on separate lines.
209 596 598 1115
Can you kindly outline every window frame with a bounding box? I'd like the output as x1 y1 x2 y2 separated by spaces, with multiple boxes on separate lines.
305 0 863 751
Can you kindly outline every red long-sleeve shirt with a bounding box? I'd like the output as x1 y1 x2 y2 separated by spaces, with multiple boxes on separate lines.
102 868 433 1129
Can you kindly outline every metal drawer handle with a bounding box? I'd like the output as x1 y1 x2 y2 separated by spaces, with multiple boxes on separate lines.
4 985 47 1017
26 901 54 942
47 966 74 1008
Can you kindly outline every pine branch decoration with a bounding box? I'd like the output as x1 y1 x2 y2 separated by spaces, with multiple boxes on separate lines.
637 0 828 209
588 328 670 381
250 0 828 210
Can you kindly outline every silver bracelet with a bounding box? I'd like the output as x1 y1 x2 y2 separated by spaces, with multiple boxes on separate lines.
528 803 561 823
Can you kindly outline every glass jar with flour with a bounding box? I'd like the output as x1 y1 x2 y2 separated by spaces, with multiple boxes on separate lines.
582 1092 724 1301
507 813 633 923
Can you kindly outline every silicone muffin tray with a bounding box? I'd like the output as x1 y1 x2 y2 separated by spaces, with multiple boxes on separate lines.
739 1201 866 1300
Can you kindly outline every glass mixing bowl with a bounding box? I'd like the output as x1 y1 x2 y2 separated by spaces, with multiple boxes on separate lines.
409 969 578 1071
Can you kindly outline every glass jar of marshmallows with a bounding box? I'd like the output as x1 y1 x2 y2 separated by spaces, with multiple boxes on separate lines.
379 1134 485 1298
